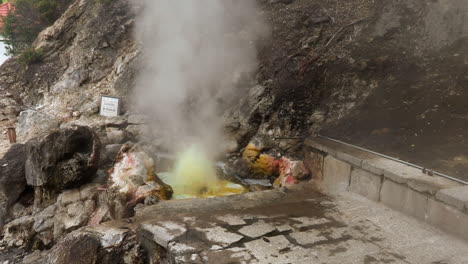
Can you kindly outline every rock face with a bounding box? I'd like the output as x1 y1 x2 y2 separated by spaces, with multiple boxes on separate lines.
25 126 100 192
0 144 27 226
16 110 61 140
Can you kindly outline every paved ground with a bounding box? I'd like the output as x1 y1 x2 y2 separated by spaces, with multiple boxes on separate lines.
136 185 468 264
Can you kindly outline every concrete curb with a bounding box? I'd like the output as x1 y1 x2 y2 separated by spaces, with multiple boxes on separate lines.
304 137 468 241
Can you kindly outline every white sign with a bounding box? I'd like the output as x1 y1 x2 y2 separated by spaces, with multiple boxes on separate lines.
100 96 121 117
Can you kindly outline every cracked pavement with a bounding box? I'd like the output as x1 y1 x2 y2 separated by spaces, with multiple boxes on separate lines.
136 185 468 263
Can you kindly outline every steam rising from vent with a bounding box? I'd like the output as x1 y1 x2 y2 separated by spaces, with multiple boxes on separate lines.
133 0 267 157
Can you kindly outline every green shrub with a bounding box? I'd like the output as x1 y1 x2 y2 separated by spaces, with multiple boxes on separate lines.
19 47 43 65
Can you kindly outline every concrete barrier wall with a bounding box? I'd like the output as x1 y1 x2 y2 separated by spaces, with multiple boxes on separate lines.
304 137 468 240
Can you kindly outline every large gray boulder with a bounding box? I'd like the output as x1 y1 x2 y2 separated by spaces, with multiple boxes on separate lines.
17 110 61 140
25 126 100 192
0 144 27 226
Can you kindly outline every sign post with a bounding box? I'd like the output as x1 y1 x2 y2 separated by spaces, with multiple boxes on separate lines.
100 96 121 117
7 127 16 144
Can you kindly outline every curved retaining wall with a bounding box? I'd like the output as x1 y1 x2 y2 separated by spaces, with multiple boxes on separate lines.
304 137 468 241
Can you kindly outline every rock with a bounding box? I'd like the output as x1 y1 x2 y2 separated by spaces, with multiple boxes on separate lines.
61 199 95 231
222 138 239 153
241 142 279 179
51 68 89 93
10 203 32 219
57 189 81 206
16 110 60 140
274 158 309 188
128 115 148 124
104 144 122 163
107 143 173 219
289 160 310 180
79 184 101 201
79 101 100 117
25 126 100 193
126 124 150 138
106 130 126 144
47 233 100 264
249 184 272 192
32 205 57 233
0 98 20 123
268 0 295 4
46 226 145 264
2 216 35 248
104 116 127 127
22 251 47 264
92 170 108 184
0 144 27 226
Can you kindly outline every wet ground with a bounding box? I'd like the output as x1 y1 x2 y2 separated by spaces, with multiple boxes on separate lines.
136 185 468 263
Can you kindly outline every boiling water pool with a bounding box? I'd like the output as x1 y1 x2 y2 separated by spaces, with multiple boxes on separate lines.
159 172 247 199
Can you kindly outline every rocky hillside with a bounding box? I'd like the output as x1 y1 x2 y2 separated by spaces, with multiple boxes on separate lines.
0 0 137 140
2 0 467 170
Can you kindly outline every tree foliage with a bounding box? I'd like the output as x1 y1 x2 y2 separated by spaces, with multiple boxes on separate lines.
2 0 72 57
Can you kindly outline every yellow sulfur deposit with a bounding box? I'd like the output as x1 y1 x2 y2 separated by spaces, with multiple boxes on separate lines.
166 145 247 199
242 144 261 162
242 143 278 177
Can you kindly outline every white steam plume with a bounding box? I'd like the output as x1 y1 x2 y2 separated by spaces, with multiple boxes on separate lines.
133 0 267 157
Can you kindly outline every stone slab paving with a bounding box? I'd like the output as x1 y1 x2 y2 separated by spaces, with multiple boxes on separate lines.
137 186 468 264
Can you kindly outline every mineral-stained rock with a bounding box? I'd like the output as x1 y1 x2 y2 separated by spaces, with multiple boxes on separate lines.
289 160 310 180
106 143 173 219
0 144 27 226
25 126 100 193
241 143 279 178
239 139 310 187
273 158 310 188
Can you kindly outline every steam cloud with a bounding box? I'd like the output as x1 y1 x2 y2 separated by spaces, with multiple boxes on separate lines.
133 0 267 157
